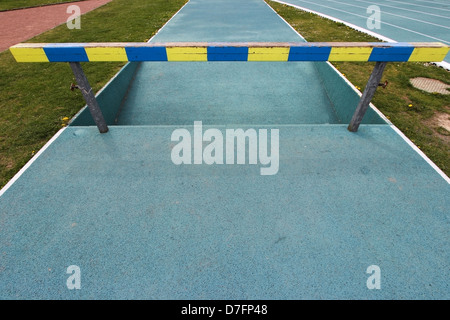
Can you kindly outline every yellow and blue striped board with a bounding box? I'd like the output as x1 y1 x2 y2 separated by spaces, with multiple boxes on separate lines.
9 42 449 63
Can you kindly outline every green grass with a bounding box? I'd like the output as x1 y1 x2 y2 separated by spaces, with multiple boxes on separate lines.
1 0 449 190
0 0 87 11
0 0 187 188
268 0 450 176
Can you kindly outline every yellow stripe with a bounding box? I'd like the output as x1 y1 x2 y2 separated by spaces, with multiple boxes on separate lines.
10 47 49 62
166 47 207 61
84 47 128 61
408 47 449 62
328 47 373 61
248 47 289 61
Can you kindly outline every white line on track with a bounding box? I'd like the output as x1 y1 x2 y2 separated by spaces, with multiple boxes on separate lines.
263 0 307 41
277 0 450 44
268 0 450 184
390 126 450 184
271 0 396 42
0 1 192 197
0 128 66 197
147 0 190 43
414 0 450 4
323 0 450 30
387 0 450 12
352 0 450 20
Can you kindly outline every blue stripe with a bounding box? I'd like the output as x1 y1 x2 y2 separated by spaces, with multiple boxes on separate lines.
207 46 248 61
44 46 88 62
125 47 168 61
368 46 414 62
288 46 331 61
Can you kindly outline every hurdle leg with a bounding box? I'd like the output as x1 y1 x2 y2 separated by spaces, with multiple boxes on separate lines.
348 61 387 132
69 62 109 133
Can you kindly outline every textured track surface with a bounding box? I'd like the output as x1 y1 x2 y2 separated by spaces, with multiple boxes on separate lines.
0 0 448 299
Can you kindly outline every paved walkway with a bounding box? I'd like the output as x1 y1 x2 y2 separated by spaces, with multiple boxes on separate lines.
0 0 112 52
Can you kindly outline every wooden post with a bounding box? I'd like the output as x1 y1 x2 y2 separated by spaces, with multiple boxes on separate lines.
69 62 108 133
348 61 387 132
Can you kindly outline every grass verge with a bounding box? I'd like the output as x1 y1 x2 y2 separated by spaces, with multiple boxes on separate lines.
0 0 187 188
268 0 450 177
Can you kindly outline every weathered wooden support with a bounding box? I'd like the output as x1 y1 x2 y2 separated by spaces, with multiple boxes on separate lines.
69 62 108 133
348 61 387 132
10 42 449 133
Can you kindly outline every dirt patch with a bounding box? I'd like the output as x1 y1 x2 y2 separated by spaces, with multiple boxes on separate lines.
401 95 413 104
424 109 450 144
434 112 450 132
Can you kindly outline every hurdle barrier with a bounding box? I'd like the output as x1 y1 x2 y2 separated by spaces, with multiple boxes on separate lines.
10 42 449 133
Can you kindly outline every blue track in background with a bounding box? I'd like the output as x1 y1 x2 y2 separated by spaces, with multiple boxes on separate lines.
275 0 450 64
0 0 449 300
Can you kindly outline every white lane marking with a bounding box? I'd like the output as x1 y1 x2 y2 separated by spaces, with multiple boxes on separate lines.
273 0 450 44
271 0 396 42
387 0 450 12
0 128 66 197
263 0 307 41
147 0 191 43
390 125 450 184
352 0 450 20
324 0 450 30
268 0 450 184
0 1 192 198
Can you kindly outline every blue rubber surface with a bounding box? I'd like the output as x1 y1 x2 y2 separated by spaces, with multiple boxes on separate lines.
0 0 449 300
117 62 340 125
0 125 448 299
275 0 450 63
116 0 341 126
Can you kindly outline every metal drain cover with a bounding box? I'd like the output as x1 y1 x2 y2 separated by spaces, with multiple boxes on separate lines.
410 77 450 95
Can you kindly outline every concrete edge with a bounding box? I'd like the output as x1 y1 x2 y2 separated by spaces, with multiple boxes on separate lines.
266 0 450 184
